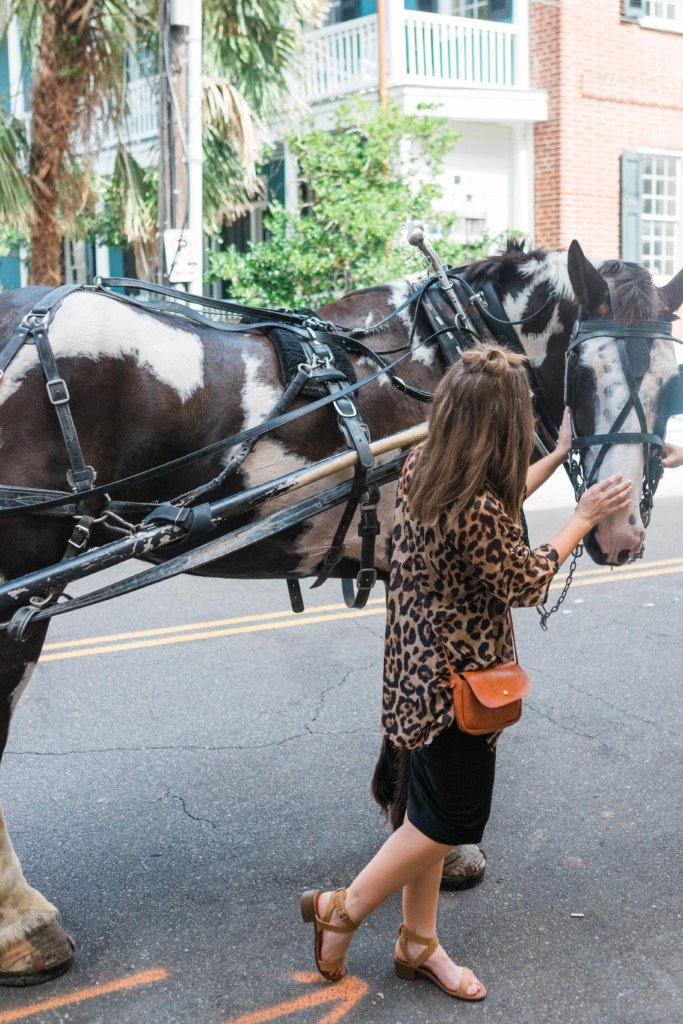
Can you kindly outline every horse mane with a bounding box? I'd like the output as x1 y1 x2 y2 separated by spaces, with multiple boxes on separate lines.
597 259 660 322
462 238 575 300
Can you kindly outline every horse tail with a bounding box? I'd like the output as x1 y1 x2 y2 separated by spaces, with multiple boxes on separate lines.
370 736 411 831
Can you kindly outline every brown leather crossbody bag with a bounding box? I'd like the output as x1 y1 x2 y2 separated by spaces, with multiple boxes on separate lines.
442 613 532 735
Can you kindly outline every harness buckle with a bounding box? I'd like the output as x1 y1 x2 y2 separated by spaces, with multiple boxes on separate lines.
333 395 359 419
67 521 92 550
356 567 377 590
46 377 70 405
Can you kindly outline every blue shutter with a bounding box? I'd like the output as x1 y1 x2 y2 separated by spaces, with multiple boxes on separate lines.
623 0 646 18
621 151 642 263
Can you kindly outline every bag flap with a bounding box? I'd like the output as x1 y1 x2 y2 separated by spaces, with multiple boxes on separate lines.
460 662 532 708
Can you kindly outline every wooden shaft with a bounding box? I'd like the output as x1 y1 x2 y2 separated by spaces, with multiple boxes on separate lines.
288 422 428 489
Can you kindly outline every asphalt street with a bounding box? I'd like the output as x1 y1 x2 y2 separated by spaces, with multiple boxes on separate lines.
0 493 681 1024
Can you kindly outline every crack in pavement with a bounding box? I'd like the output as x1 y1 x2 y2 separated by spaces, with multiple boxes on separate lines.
159 785 218 829
309 661 379 724
562 679 670 733
523 701 616 751
4 724 378 760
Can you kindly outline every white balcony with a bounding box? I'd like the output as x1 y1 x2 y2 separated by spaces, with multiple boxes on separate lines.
302 9 529 105
101 77 160 150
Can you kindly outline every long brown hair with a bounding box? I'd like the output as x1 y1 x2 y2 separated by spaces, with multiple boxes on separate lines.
408 344 535 526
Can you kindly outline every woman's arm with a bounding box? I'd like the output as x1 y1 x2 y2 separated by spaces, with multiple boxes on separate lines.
525 407 572 497
663 442 683 468
455 474 632 608
548 474 632 565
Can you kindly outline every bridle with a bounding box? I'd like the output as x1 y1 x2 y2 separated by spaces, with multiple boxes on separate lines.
564 281 675 527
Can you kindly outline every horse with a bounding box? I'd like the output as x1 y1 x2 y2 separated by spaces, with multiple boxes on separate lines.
0 238 680 984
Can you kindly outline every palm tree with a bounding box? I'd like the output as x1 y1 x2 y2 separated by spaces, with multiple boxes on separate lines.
0 0 324 286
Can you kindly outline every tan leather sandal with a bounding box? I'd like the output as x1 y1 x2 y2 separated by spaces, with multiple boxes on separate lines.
300 887 360 981
394 923 486 1001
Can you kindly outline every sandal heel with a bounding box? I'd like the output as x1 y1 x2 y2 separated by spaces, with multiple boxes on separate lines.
300 889 319 924
394 959 418 980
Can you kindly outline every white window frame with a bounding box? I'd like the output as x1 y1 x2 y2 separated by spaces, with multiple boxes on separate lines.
625 0 683 33
638 148 683 285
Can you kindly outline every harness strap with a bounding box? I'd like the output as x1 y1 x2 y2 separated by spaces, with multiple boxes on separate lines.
340 482 381 609
0 485 79 516
31 323 95 492
575 432 664 449
0 326 30 379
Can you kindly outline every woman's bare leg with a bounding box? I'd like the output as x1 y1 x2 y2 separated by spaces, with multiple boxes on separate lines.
399 857 484 996
316 819 485 994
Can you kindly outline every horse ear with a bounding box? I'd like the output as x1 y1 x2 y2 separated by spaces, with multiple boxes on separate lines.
660 267 683 315
567 239 609 315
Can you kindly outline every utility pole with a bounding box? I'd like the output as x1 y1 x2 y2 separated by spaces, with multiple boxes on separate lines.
157 0 203 292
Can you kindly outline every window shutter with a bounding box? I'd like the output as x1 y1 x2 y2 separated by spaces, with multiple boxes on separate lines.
623 0 646 18
488 0 513 20
621 151 642 263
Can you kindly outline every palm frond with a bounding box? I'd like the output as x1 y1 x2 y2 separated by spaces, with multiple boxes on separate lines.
0 110 32 229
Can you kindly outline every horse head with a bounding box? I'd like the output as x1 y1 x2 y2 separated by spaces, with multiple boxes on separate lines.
566 240 683 565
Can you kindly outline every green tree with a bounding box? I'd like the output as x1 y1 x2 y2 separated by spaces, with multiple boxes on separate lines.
208 100 493 308
0 0 324 285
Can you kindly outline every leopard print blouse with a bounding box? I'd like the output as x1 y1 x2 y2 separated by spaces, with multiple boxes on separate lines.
382 448 560 750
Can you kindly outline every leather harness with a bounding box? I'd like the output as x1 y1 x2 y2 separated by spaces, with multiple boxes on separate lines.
2 270 676 631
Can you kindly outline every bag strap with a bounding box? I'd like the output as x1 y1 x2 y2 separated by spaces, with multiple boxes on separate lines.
507 610 519 665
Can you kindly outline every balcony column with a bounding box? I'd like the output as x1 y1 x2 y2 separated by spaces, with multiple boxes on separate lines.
510 121 535 242
385 0 405 90
283 142 299 216
513 0 530 91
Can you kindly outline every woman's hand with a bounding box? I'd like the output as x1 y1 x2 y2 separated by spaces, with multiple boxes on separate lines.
555 406 573 460
663 442 683 468
575 474 632 529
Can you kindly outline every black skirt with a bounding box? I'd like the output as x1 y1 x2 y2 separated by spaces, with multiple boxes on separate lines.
406 721 497 846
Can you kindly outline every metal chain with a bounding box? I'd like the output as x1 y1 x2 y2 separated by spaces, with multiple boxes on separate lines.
536 542 584 631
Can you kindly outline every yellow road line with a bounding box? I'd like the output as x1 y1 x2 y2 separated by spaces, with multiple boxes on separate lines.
38 559 683 663
42 555 683 655
40 607 385 661
43 598 386 651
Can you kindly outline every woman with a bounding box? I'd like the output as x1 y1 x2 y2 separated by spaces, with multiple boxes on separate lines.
301 345 631 1001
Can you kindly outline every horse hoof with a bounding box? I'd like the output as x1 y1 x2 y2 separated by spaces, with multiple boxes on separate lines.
440 844 487 891
0 920 75 986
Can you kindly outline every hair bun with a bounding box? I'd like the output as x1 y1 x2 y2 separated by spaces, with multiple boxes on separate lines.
462 345 508 376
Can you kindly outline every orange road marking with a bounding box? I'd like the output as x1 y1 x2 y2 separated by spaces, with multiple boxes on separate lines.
226 971 368 1024
0 968 168 1023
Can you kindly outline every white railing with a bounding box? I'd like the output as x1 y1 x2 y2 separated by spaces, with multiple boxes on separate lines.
302 10 525 103
302 15 379 103
403 11 517 88
101 77 159 150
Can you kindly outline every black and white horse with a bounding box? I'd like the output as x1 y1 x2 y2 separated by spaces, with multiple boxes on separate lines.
0 240 680 983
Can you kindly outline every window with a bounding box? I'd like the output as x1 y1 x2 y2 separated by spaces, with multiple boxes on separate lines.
450 0 512 19
622 151 683 280
324 1 375 24
623 0 683 27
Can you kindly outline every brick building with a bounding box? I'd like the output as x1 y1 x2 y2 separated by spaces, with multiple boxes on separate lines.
1 1 681 289
531 0 683 281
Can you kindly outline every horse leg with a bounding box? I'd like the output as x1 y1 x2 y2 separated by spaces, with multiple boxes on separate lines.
0 626 75 985
371 737 487 891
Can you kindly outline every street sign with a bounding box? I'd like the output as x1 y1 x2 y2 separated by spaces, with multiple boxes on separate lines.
163 228 201 284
